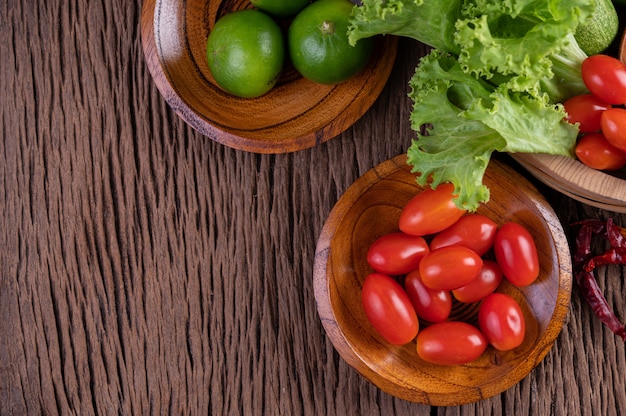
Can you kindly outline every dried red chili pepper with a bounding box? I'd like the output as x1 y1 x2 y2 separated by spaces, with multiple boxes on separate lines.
583 248 626 272
573 219 604 268
575 270 626 341
605 218 626 248
572 219 626 342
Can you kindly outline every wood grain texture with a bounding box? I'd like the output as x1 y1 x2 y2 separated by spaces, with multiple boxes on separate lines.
511 153 626 213
1 1 626 415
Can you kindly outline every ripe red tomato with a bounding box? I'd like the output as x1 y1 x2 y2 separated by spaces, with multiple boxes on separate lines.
404 270 452 323
429 213 497 256
575 132 626 171
399 183 467 236
418 246 483 291
600 108 626 153
493 222 539 287
416 321 487 365
478 293 525 351
563 93 612 133
361 273 419 345
367 232 429 275
581 55 626 105
452 260 503 303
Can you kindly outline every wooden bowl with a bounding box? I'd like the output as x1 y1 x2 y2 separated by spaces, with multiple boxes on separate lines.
313 155 572 406
511 28 626 213
140 0 398 154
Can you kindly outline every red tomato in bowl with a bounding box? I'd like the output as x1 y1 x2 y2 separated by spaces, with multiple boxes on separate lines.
493 222 539 287
563 93 612 133
416 321 487 365
581 54 626 105
452 260 503 303
600 108 626 153
399 183 466 236
404 270 452 323
361 273 419 345
367 232 429 275
575 132 626 171
429 213 497 256
418 246 483 291
478 293 525 351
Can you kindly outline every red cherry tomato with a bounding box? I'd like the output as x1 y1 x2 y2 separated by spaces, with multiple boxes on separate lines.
478 293 525 351
429 213 497 256
399 183 467 236
419 246 483 291
563 93 612 133
575 132 626 171
600 108 626 153
416 321 487 365
404 270 452 323
581 55 626 105
452 260 503 303
361 273 419 345
367 232 430 275
493 222 539 287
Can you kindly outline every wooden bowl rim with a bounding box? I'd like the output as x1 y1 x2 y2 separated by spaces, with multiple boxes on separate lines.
140 0 398 154
313 154 572 405
511 153 626 213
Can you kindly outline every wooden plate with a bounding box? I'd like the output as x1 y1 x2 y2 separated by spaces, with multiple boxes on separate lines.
512 28 626 213
140 0 398 154
313 155 572 406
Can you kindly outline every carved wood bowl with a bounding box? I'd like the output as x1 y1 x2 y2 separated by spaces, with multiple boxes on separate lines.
510 28 626 213
140 0 398 154
313 155 572 406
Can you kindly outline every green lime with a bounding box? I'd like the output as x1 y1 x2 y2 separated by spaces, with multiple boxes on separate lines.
206 10 285 98
250 0 310 18
288 0 375 85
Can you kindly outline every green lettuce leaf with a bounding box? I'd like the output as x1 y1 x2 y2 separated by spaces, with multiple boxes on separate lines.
455 0 594 101
407 50 578 211
348 0 595 210
348 0 463 53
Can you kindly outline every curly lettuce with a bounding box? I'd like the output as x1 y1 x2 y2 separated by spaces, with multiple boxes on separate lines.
348 0 463 53
349 0 595 210
454 0 592 101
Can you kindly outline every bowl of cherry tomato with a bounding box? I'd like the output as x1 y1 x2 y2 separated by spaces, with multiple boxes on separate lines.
511 30 626 213
313 154 572 406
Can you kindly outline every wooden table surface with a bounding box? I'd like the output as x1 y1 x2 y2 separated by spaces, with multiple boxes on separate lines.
2 1 626 414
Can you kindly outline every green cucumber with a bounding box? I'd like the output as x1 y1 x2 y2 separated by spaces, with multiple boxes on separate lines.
575 0 619 56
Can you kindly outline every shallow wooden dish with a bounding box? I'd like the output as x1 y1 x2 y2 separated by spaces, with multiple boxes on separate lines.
511 28 626 213
140 0 398 154
313 155 572 406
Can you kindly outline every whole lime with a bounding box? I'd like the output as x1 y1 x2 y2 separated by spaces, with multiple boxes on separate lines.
250 0 310 18
288 0 375 85
206 10 284 98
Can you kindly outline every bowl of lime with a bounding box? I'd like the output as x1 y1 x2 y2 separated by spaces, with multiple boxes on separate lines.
141 0 398 154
